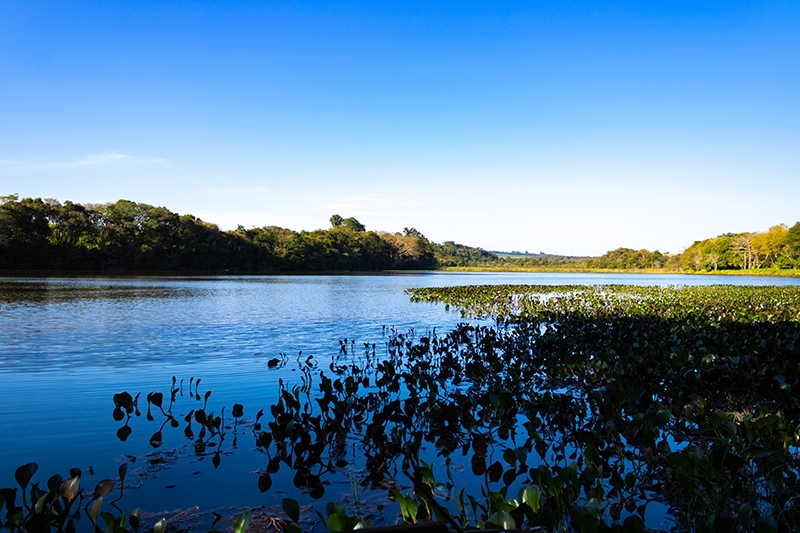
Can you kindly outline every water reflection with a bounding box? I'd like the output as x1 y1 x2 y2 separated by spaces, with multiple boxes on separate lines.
2 273 799 531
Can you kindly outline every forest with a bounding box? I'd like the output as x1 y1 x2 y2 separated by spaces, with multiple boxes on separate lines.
1 195 799 272
0 195 437 271
680 224 800 271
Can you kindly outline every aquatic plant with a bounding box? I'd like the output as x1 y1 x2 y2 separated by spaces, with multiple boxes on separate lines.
10 284 800 532
0 460 252 533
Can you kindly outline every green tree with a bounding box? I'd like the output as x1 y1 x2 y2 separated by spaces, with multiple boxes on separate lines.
0 195 54 268
383 230 435 269
785 222 800 267
432 241 498 267
342 217 365 232
588 248 665 269
752 224 789 268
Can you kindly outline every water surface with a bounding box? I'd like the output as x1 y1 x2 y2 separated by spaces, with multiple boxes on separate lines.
1 272 796 526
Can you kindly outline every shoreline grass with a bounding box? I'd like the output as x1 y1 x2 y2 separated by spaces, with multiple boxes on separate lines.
435 265 800 277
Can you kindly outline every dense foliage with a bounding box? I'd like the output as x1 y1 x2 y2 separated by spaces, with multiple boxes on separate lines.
682 225 800 271
407 285 800 531
586 249 679 270
0 459 252 533
432 241 499 267
0 196 437 271
492 254 591 269
2 195 798 273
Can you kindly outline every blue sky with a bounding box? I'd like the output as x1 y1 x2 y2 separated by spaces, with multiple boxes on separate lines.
1 1 798 255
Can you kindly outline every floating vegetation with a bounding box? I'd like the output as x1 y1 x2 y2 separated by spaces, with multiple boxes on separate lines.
0 459 253 533
5 285 800 532
406 285 800 531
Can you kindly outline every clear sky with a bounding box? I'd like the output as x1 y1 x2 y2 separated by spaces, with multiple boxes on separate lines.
1 1 798 256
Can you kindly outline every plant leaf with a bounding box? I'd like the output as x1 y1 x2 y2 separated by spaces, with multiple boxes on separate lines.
93 480 115 500
130 508 141 533
91 497 103 527
328 514 358 533
154 518 167 533
489 511 515 530
14 462 38 490
282 498 301 523
233 512 252 533
100 511 116 533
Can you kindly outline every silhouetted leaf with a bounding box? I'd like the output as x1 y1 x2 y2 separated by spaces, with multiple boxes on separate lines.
24 513 49 533
257 432 272 449
282 498 301 523
471 454 486 476
149 392 163 409
283 524 302 533
14 462 38 490
117 426 132 442
47 473 63 493
487 461 503 483
309 482 325 500
149 431 163 448
257 473 272 493
622 515 646 533
130 508 141 533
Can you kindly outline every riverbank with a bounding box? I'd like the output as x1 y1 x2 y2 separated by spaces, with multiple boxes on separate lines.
436 265 800 277
2 266 800 278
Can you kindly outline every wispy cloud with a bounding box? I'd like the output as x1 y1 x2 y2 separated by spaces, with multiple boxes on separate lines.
0 152 172 171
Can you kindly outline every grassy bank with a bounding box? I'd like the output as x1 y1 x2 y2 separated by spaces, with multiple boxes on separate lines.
436 265 681 274
436 265 800 277
705 268 800 277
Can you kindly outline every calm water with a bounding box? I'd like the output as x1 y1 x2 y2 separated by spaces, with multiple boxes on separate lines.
1 272 798 527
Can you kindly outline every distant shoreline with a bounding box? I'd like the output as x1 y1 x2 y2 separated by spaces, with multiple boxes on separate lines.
2 267 799 278
4 196 799 275
436 266 800 277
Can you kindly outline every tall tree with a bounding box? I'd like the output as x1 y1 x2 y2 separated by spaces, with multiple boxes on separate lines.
752 224 788 268
786 222 800 267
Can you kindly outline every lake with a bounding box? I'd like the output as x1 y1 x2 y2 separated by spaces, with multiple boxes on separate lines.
1 272 798 530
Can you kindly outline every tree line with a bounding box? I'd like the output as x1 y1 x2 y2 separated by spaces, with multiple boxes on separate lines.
0 196 439 271
1 195 798 272
443 226 800 272
680 224 800 271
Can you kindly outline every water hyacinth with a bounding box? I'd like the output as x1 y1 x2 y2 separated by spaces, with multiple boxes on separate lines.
4 285 800 532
